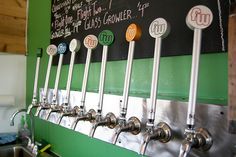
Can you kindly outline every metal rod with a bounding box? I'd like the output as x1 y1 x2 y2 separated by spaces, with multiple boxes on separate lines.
120 41 135 117
64 51 76 105
186 29 202 127
32 57 40 103
80 49 92 109
42 55 53 102
52 54 64 103
148 38 162 123
97 45 108 112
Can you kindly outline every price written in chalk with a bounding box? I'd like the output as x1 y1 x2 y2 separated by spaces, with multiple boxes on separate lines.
137 2 150 17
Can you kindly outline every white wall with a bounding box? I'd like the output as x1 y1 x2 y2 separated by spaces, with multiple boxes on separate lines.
0 53 26 133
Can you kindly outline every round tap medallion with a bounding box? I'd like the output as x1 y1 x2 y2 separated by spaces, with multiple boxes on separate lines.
186 5 213 30
149 18 170 39
69 39 81 52
125 23 142 42
84 35 98 49
57 43 67 54
46 45 57 56
98 30 114 46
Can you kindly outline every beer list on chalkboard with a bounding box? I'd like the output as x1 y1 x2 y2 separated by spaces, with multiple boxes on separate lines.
50 0 229 65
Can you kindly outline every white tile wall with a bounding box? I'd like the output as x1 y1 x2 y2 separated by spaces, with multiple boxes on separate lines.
0 53 26 133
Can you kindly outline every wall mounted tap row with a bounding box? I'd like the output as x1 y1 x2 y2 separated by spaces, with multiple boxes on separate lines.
27 5 214 157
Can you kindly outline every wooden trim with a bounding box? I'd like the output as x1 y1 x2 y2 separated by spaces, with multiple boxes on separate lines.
228 3 236 134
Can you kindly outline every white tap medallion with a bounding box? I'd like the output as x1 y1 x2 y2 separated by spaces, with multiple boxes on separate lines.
186 5 213 30
84 35 98 49
69 39 81 52
149 18 170 38
46 45 57 56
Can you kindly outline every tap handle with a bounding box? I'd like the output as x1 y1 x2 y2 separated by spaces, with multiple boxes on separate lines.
127 116 141 135
105 112 117 129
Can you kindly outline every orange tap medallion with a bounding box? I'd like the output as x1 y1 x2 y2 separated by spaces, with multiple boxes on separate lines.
125 23 142 42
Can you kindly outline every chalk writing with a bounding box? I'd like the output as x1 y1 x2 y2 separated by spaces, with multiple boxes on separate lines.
137 2 150 17
51 0 149 39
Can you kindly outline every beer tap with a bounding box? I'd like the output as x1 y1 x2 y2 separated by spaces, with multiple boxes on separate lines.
111 24 142 145
139 18 172 156
88 30 117 137
71 35 98 130
56 39 81 125
35 45 57 116
45 43 68 120
178 5 213 157
27 48 42 114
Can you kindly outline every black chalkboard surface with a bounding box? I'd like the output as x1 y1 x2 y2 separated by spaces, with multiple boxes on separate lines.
50 0 229 65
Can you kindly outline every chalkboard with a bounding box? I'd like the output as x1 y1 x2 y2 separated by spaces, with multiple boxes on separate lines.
50 0 229 65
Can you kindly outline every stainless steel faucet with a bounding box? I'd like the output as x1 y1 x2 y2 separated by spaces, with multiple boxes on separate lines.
34 100 51 117
45 102 62 120
89 112 117 137
56 105 78 125
140 122 172 155
178 128 213 157
112 116 141 144
71 109 96 130
27 101 39 115
10 108 37 155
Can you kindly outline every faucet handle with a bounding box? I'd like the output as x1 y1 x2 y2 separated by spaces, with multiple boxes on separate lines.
127 117 141 135
86 109 96 121
156 122 172 143
195 128 213 151
105 112 117 129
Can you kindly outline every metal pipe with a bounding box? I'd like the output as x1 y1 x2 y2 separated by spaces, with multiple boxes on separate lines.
148 37 161 124
52 53 64 103
186 29 202 128
80 49 92 110
97 46 108 113
64 51 76 105
32 57 40 103
42 55 53 102
120 41 135 118
27 50 42 114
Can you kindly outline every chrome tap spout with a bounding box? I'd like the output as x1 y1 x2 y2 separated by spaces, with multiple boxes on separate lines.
178 128 213 157
112 116 141 144
71 109 96 130
178 140 193 157
89 112 117 137
140 122 172 155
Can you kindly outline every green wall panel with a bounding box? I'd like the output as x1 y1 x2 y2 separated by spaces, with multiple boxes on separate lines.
27 0 227 156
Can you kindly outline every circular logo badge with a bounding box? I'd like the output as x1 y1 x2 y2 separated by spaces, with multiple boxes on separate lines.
98 30 114 46
84 35 98 49
149 18 170 38
57 43 67 54
46 45 57 56
186 5 213 30
125 23 142 42
69 39 81 52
